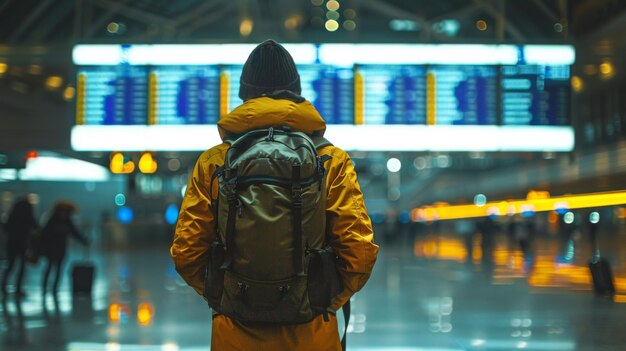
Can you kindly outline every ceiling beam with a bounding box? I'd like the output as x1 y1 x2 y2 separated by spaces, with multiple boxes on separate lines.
429 3 481 23
9 0 57 43
0 0 16 16
178 3 239 37
357 0 435 40
171 0 223 28
28 0 75 43
532 0 559 21
87 0 174 26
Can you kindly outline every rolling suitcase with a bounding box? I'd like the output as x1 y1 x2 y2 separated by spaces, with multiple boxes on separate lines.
72 261 95 296
589 257 615 295
588 220 615 296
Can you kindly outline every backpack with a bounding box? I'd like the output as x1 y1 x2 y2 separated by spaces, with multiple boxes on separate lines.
204 127 343 324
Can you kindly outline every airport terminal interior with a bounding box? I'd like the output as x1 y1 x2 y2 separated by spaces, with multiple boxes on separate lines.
3 0 626 350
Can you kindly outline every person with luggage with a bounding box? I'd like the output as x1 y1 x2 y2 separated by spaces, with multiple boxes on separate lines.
1 198 38 297
171 39 379 350
40 201 89 295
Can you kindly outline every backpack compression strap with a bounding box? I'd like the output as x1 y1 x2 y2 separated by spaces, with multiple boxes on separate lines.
291 164 305 275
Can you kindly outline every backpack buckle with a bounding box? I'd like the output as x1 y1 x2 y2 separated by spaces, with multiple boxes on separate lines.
236 282 249 298
291 186 303 207
278 285 291 300
266 127 275 141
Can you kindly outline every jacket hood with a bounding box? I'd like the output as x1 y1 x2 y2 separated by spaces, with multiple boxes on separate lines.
217 97 326 141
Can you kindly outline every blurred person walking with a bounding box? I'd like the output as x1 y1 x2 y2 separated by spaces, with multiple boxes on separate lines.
40 202 89 295
171 39 378 350
1 198 37 297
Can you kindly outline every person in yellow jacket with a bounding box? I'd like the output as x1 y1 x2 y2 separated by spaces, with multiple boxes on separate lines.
171 39 378 351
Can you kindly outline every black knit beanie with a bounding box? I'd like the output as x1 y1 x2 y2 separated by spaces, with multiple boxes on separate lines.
239 39 301 101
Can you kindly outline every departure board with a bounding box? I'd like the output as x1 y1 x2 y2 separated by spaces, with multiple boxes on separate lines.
501 65 570 125
149 66 220 124
356 65 427 125
300 65 354 124
76 66 148 125
428 66 498 125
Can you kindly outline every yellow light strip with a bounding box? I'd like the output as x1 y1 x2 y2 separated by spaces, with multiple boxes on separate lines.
413 190 626 221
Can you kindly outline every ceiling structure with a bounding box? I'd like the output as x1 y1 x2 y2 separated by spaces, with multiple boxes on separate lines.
0 0 583 46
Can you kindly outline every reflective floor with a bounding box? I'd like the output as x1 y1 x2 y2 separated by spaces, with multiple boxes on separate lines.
2 224 626 351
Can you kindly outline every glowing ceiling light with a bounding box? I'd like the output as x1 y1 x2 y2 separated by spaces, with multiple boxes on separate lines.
107 22 120 34
63 86 76 101
326 1 340 11
476 20 488 31
600 60 614 79
571 76 583 93
240 19 254 37
325 19 339 32
45 76 63 90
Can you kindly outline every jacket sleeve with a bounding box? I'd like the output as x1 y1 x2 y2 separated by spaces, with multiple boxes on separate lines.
324 148 379 311
170 150 220 297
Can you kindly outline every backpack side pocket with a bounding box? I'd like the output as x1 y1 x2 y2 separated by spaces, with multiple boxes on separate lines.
307 246 343 314
204 241 226 309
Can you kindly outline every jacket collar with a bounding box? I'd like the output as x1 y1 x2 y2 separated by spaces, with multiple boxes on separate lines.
217 97 327 141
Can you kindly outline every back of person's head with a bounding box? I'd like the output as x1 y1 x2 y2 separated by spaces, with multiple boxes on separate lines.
239 39 301 101
50 201 77 222
7 198 33 225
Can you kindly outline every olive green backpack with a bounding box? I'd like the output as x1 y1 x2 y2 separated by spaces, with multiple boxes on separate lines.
204 127 347 330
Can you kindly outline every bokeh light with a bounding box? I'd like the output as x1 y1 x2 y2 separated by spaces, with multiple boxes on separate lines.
325 19 339 32
476 20 488 31
386 158 402 173
326 1 340 11
343 20 356 31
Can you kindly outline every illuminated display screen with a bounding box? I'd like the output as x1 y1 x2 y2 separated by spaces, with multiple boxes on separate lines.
300 65 354 124
76 66 148 125
428 66 498 125
357 65 427 125
501 65 570 125
74 55 570 127
149 66 220 124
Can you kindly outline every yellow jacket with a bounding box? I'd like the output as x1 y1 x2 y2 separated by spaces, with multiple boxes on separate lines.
171 97 378 351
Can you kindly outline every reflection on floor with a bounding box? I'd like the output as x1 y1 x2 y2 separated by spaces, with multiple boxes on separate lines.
1 226 626 351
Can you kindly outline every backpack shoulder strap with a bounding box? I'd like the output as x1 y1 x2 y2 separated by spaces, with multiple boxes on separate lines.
312 136 333 150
